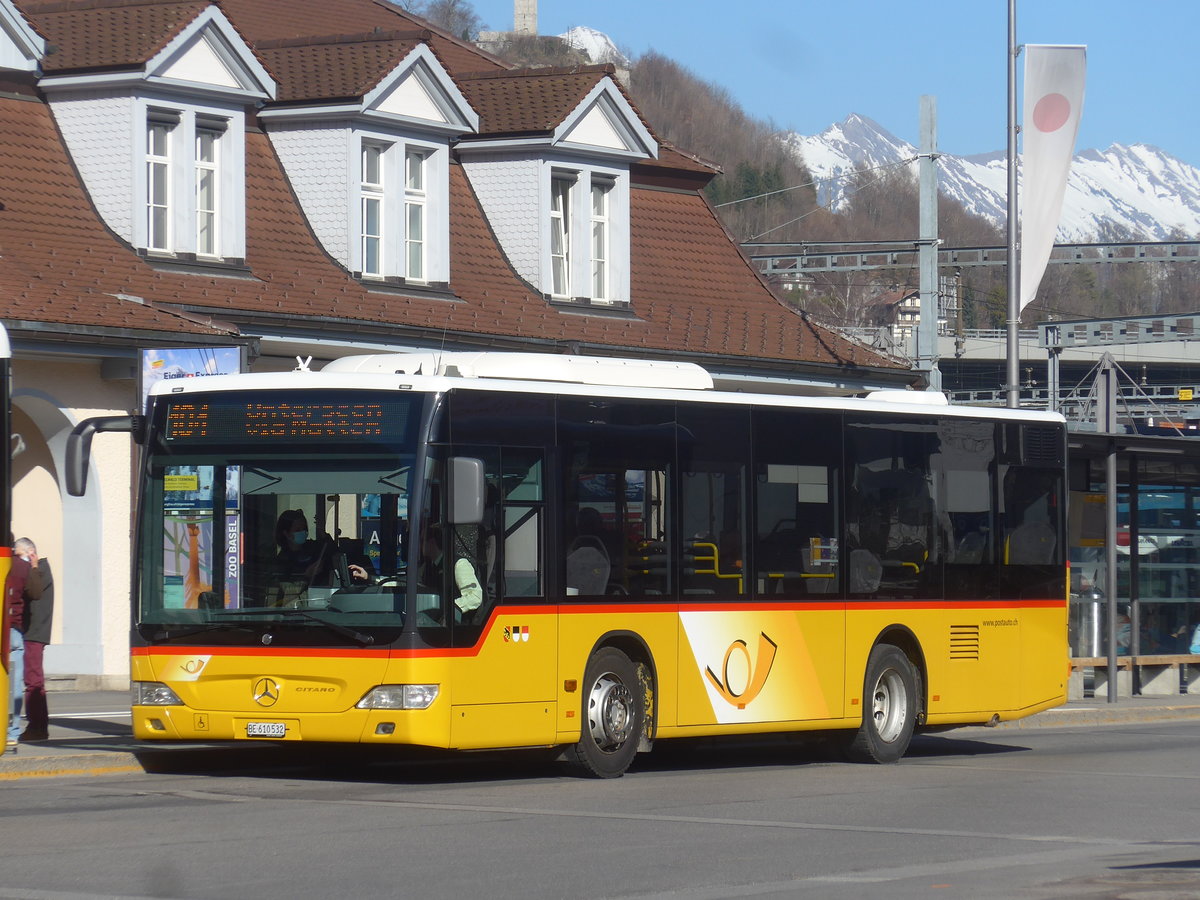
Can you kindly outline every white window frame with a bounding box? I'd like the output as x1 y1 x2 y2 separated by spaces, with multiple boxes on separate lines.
360 141 386 278
351 133 445 283
550 174 573 298
590 178 611 302
139 103 241 261
404 149 426 283
146 119 174 253
544 164 629 305
195 126 220 258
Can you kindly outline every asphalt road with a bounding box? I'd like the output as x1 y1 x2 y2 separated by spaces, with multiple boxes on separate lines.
2 718 1199 900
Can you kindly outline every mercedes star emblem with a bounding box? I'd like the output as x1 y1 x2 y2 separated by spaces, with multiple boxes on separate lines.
253 677 280 707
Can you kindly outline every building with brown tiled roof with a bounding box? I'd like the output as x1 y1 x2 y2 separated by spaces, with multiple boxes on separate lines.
1 0 909 686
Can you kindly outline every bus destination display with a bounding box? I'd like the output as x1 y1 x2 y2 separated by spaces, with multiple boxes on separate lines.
165 397 403 442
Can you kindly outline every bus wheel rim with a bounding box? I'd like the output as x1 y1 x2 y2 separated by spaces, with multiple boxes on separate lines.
587 673 633 751
871 668 907 743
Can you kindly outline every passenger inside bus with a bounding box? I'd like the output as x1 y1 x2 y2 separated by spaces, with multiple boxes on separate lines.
274 509 371 587
419 524 483 617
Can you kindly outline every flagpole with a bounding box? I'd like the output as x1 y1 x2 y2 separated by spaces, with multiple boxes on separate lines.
1006 0 1021 409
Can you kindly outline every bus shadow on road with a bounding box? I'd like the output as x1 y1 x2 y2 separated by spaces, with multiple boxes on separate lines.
49 716 132 738
905 731 1032 758
131 728 1030 784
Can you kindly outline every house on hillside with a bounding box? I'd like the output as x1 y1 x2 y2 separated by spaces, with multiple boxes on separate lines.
867 288 922 337
0 0 909 687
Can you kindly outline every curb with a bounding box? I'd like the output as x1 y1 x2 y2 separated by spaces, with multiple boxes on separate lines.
991 703 1200 730
0 751 143 779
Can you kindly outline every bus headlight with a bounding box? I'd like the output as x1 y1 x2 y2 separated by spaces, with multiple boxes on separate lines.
132 682 183 706
356 685 439 710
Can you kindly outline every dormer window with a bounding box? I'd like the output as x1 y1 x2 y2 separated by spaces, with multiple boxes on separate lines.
34 6 272 269
260 43 472 290
138 106 240 263
457 71 653 309
541 164 628 306
352 136 441 283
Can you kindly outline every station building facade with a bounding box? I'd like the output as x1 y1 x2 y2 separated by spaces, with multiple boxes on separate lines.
0 0 911 686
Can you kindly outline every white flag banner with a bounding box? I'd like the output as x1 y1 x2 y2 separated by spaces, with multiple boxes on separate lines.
1020 44 1086 312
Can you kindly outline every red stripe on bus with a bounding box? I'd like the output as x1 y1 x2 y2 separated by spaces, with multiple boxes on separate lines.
132 646 393 658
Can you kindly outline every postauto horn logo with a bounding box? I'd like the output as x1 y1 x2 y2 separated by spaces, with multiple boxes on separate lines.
704 632 777 709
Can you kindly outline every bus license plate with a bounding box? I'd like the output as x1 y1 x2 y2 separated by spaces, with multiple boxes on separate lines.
246 722 286 738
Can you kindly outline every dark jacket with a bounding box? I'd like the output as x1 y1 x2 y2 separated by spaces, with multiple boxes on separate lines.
23 558 53 644
4 555 34 634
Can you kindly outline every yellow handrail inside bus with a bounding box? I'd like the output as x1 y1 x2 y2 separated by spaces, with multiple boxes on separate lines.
687 541 743 594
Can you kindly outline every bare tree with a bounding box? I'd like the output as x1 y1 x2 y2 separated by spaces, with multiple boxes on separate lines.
627 52 818 243
410 0 485 39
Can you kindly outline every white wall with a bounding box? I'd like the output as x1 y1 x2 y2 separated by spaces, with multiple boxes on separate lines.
12 360 136 689
460 154 542 286
50 91 137 243
268 121 352 265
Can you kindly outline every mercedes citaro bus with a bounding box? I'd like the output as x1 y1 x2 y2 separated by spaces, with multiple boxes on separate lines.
68 352 1068 777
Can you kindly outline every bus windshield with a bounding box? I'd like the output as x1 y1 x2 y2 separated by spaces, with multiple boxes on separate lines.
136 389 427 643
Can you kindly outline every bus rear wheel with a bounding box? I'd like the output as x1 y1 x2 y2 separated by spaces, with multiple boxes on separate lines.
567 647 643 778
846 643 917 764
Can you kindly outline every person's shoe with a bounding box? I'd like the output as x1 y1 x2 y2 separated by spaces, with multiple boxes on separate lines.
19 729 49 743
5 740 17 756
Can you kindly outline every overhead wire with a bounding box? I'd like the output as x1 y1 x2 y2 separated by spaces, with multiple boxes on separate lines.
713 156 918 209
743 159 919 242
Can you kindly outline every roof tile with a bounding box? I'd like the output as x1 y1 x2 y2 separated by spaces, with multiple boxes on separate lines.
24 0 210 73
2 0 899 377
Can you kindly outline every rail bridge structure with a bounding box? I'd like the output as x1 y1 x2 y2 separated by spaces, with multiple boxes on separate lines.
743 239 1200 431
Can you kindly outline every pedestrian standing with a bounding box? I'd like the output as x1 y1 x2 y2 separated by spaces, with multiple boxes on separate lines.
14 538 52 743
5 532 40 755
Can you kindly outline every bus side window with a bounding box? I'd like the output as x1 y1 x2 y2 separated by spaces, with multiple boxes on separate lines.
442 447 545 650
559 398 674 598
753 409 841 597
502 450 545 599
998 424 1065 601
936 418 999 601
679 405 749 597
845 416 938 600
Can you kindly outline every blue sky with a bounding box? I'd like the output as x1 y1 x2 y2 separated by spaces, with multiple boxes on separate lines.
468 0 1200 168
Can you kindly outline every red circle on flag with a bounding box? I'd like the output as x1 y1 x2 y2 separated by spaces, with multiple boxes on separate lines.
1033 93 1071 133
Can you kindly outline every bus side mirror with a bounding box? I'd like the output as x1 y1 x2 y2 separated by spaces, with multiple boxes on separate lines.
447 456 485 525
66 415 145 497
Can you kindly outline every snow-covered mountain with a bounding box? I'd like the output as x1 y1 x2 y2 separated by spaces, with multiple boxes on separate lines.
559 26 630 69
786 114 1200 242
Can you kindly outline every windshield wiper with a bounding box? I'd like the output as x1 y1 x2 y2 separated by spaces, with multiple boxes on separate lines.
149 622 260 642
181 608 378 646
272 609 376 646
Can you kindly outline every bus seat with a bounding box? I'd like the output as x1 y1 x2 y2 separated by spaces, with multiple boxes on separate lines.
566 536 610 595
1006 522 1057 564
849 549 882 593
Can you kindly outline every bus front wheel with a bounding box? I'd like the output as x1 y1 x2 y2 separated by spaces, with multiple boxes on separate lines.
846 644 917 764
567 647 643 778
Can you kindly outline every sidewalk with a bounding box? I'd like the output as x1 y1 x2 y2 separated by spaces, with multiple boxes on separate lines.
4 691 1200 780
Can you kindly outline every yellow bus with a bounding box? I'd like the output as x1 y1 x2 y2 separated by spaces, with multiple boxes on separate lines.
70 352 1068 777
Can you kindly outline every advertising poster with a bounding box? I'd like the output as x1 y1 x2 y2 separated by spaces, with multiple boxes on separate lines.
140 346 242 414
161 462 242 610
